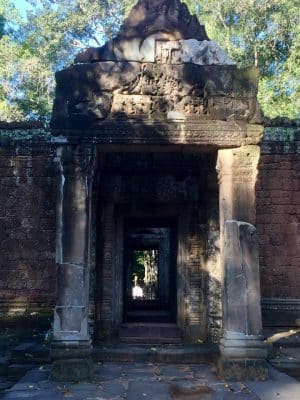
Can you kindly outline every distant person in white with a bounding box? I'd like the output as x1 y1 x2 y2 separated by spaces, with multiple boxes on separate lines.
132 275 144 299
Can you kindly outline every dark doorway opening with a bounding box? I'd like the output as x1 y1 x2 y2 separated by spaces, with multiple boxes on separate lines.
123 220 177 323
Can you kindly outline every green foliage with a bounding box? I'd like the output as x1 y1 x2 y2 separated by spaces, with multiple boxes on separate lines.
132 250 146 283
190 0 299 118
24 0 134 69
258 23 300 118
0 0 133 122
0 35 53 122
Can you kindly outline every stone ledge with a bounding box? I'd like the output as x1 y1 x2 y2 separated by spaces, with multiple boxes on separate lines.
50 358 94 381
51 120 263 147
51 340 92 360
262 298 300 327
217 358 269 381
261 126 300 154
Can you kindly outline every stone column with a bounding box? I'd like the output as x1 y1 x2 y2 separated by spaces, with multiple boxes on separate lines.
216 145 269 380
217 145 260 231
50 145 95 381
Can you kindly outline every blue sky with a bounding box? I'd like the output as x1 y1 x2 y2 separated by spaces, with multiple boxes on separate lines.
12 0 32 17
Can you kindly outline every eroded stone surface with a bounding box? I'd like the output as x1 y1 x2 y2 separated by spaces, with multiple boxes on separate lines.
51 62 262 129
217 220 268 380
75 0 209 63
51 0 262 129
156 39 235 65
52 145 95 372
3 362 300 400
223 221 262 336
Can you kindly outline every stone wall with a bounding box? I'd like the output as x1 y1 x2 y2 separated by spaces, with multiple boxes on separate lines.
0 128 57 324
0 124 299 328
256 125 300 326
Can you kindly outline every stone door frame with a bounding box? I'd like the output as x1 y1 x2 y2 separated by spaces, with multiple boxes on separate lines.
93 199 204 342
51 138 268 380
90 146 221 343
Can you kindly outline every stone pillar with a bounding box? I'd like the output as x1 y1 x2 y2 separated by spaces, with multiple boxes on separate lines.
217 145 260 231
219 220 268 380
50 145 95 381
216 146 269 380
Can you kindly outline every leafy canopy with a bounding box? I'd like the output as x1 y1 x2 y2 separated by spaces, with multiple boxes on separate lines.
190 0 299 118
0 0 133 122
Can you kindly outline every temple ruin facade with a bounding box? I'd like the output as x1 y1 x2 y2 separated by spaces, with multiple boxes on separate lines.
0 0 299 381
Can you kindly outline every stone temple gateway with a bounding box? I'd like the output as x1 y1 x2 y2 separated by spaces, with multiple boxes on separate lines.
48 0 270 380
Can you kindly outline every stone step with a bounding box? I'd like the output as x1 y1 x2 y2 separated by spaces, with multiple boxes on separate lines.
7 364 37 381
119 322 182 345
269 347 300 380
10 343 50 365
120 336 182 345
125 310 173 323
93 344 218 364
121 322 180 329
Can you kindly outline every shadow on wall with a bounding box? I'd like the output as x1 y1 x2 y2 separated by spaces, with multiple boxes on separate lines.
87 144 222 344
0 128 57 329
255 123 300 327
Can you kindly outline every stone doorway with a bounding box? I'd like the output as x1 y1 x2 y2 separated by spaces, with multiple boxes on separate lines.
94 151 220 344
49 0 268 381
123 220 177 324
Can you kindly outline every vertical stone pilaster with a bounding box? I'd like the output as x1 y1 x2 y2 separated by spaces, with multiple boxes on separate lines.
216 145 261 291
51 145 95 381
216 146 261 325
216 145 260 229
216 146 269 381
223 221 263 336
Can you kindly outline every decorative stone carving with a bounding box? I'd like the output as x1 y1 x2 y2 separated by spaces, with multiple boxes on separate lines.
141 64 190 96
155 40 182 64
206 97 251 121
51 62 141 128
51 60 262 128
68 93 112 121
156 39 235 65
111 94 205 119
55 62 141 97
111 94 152 116
75 37 235 66
176 96 204 115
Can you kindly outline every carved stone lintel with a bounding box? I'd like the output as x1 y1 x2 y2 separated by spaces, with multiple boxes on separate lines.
51 59 261 128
